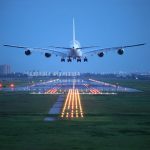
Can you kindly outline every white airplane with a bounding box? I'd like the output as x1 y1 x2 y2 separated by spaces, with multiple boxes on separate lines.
4 19 145 62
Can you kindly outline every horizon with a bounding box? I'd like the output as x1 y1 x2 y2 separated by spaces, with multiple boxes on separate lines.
0 63 150 75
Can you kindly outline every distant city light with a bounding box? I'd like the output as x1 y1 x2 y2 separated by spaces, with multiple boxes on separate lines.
0 83 2 88
10 83 15 88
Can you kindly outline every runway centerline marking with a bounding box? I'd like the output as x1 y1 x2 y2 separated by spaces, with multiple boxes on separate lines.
61 89 84 118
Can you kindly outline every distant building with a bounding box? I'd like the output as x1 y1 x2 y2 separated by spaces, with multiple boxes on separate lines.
24 71 81 77
0 64 11 75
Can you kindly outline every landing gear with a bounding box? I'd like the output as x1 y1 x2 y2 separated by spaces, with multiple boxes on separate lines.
61 57 88 62
84 57 88 62
77 58 81 62
67 58 72 62
61 58 65 62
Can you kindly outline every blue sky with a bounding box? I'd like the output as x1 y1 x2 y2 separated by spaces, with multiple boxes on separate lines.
0 0 149 73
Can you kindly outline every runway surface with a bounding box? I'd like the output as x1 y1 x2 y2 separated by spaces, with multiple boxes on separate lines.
44 95 65 121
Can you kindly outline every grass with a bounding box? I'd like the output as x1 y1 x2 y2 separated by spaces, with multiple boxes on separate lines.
0 93 57 114
98 78 150 92
0 79 150 150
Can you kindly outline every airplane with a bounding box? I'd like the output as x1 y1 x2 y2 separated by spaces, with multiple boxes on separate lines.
4 19 145 62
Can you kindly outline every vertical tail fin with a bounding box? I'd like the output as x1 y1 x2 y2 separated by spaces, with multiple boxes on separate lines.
73 18 75 44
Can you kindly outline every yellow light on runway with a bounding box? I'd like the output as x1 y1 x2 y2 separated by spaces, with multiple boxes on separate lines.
60 88 84 118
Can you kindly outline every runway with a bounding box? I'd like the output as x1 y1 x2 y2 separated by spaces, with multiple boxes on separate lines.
0 77 140 94
0 77 140 119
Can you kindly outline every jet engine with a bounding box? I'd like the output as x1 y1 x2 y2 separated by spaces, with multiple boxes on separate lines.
117 49 124 55
97 52 104 57
25 50 31 56
45 53 51 58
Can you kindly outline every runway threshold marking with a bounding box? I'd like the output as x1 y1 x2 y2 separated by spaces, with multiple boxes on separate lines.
61 89 83 118
83 84 101 94
90 88 101 94
45 87 59 94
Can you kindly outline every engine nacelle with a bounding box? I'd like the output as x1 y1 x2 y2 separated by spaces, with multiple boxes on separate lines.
25 50 31 56
45 53 51 58
97 52 104 57
117 49 124 55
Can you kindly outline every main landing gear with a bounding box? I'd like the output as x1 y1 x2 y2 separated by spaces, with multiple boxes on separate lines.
60 57 88 62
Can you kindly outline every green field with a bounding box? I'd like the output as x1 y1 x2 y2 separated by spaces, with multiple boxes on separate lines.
0 80 150 150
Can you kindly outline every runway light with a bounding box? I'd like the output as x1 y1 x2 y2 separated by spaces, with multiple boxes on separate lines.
10 83 15 88
0 83 2 88
45 88 58 94
60 88 84 118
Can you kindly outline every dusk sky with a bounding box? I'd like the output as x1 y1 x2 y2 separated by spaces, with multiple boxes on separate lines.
0 0 149 73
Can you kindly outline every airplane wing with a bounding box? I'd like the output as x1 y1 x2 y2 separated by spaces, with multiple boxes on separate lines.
48 45 100 50
3 44 68 57
49 46 71 50
76 46 100 50
83 43 145 55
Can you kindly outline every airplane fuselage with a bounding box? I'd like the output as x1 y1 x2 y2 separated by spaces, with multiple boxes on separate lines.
69 40 82 59
69 48 82 59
